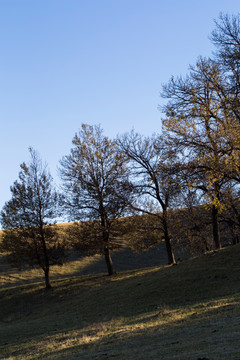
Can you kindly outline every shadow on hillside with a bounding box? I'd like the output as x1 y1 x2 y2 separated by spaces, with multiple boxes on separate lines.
71 242 170 276
0 240 192 289
13 292 240 360
2 245 240 353
0 243 170 288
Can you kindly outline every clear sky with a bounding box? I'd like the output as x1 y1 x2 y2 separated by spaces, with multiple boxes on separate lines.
1 0 240 212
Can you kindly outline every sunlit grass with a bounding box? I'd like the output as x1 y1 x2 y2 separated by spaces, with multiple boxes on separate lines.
0 253 104 288
2 294 240 359
1 244 240 359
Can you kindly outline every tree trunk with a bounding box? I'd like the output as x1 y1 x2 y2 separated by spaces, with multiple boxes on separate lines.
229 222 238 245
39 223 52 289
232 233 238 245
164 233 176 265
162 209 176 265
44 267 52 289
104 245 115 275
100 212 115 276
212 205 221 249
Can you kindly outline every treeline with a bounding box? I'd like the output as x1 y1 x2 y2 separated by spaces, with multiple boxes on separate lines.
1 13 240 289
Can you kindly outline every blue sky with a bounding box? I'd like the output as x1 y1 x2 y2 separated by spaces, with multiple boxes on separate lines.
1 0 240 212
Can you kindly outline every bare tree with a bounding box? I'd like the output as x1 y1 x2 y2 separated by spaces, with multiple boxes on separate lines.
210 13 240 119
209 13 240 185
59 124 132 275
118 131 180 265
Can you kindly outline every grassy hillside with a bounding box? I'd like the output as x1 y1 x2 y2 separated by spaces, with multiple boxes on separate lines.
0 241 170 288
1 244 240 359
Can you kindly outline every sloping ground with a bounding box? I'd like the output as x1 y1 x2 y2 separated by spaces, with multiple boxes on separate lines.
0 244 240 359
0 242 169 288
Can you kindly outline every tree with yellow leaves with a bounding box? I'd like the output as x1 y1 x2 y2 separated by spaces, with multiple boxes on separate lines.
161 56 239 249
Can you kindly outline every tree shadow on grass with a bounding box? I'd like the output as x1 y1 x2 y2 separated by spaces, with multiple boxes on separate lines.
0 242 169 290
17 296 240 360
57 242 170 277
1 246 240 359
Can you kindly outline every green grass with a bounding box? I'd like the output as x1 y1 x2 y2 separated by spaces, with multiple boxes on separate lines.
1 245 240 359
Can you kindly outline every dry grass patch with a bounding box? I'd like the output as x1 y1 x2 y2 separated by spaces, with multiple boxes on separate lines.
1 245 240 359
2 295 240 359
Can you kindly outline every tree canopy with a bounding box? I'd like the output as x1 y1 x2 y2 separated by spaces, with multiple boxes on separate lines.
59 124 132 275
0 148 65 289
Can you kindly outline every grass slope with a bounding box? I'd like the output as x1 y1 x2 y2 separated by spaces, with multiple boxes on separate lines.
1 245 240 359
0 242 169 288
